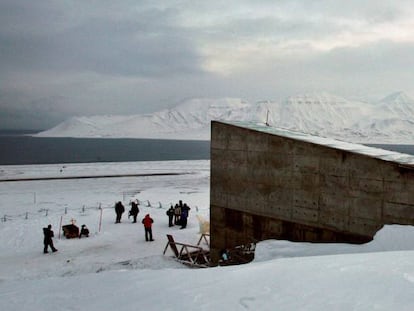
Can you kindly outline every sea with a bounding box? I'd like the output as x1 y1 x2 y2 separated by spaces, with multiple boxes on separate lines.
0 130 414 165
0 130 210 165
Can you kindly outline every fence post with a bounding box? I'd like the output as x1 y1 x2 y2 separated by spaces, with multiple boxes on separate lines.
2 215 6 222
25 212 28 220
98 207 103 233
45 209 48 216
58 215 63 239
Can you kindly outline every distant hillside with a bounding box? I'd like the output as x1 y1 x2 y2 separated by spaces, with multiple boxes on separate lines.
34 92 414 144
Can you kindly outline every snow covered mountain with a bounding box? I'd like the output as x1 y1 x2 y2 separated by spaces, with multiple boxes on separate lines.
35 92 414 144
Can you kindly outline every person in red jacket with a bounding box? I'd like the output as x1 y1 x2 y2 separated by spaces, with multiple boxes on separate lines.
142 214 154 241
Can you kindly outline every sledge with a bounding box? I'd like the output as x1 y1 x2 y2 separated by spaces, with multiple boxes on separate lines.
196 232 210 247
62 224 79 239
163 234 211 268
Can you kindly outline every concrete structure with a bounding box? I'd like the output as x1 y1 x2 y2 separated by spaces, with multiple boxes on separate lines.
210 121 414 263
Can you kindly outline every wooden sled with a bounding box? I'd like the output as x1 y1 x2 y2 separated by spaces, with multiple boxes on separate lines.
196 233 210 247
62 224 79 239
163 234 211 268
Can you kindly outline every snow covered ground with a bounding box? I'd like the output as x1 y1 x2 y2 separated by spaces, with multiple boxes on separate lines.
0 160 414 310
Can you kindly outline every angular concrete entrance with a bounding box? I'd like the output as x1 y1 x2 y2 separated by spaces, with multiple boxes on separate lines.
210 121 414 264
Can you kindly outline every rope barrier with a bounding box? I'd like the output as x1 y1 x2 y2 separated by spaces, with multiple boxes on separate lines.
0 197 194 223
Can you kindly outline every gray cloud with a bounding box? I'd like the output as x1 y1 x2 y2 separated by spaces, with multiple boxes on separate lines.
0 95 68 130
0 4 202 77
1 0 414 130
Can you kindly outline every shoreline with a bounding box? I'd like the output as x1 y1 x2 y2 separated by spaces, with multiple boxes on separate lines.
0 172 190 182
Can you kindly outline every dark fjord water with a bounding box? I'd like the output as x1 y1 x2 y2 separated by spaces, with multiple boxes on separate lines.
0 135 210 165
0 131 413 165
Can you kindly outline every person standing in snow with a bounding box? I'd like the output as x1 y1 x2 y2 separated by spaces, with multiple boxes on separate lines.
114 201 125 223
166 205 175 227
43 224 58 253
174 203 181 225
129 200 140 223
142 214 154 241
180 203 191 229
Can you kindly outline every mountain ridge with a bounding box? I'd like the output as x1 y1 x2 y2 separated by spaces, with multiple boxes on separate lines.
34 92 414 144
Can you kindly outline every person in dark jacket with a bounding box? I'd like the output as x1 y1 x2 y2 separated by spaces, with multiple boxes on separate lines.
43 224 58 253
180 203 191 229
166 205 175 227
129 200 140 223
79 224 89 238
114 201 125 223
142 214 154 241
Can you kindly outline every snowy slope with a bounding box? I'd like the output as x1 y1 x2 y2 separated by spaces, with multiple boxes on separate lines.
379 91 414 118
0 161 414 310
35 92 414 144
267 93 372 136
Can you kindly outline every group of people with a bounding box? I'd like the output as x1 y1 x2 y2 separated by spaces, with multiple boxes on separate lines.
42 199 192 253
166 200 191 229
114 200 154 242
43 223 90 254
114 200 140 224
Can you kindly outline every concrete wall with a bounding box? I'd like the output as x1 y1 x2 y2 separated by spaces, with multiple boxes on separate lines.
210 121 414 263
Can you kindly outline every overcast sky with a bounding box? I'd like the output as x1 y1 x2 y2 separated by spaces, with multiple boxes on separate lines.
2 0 414 129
